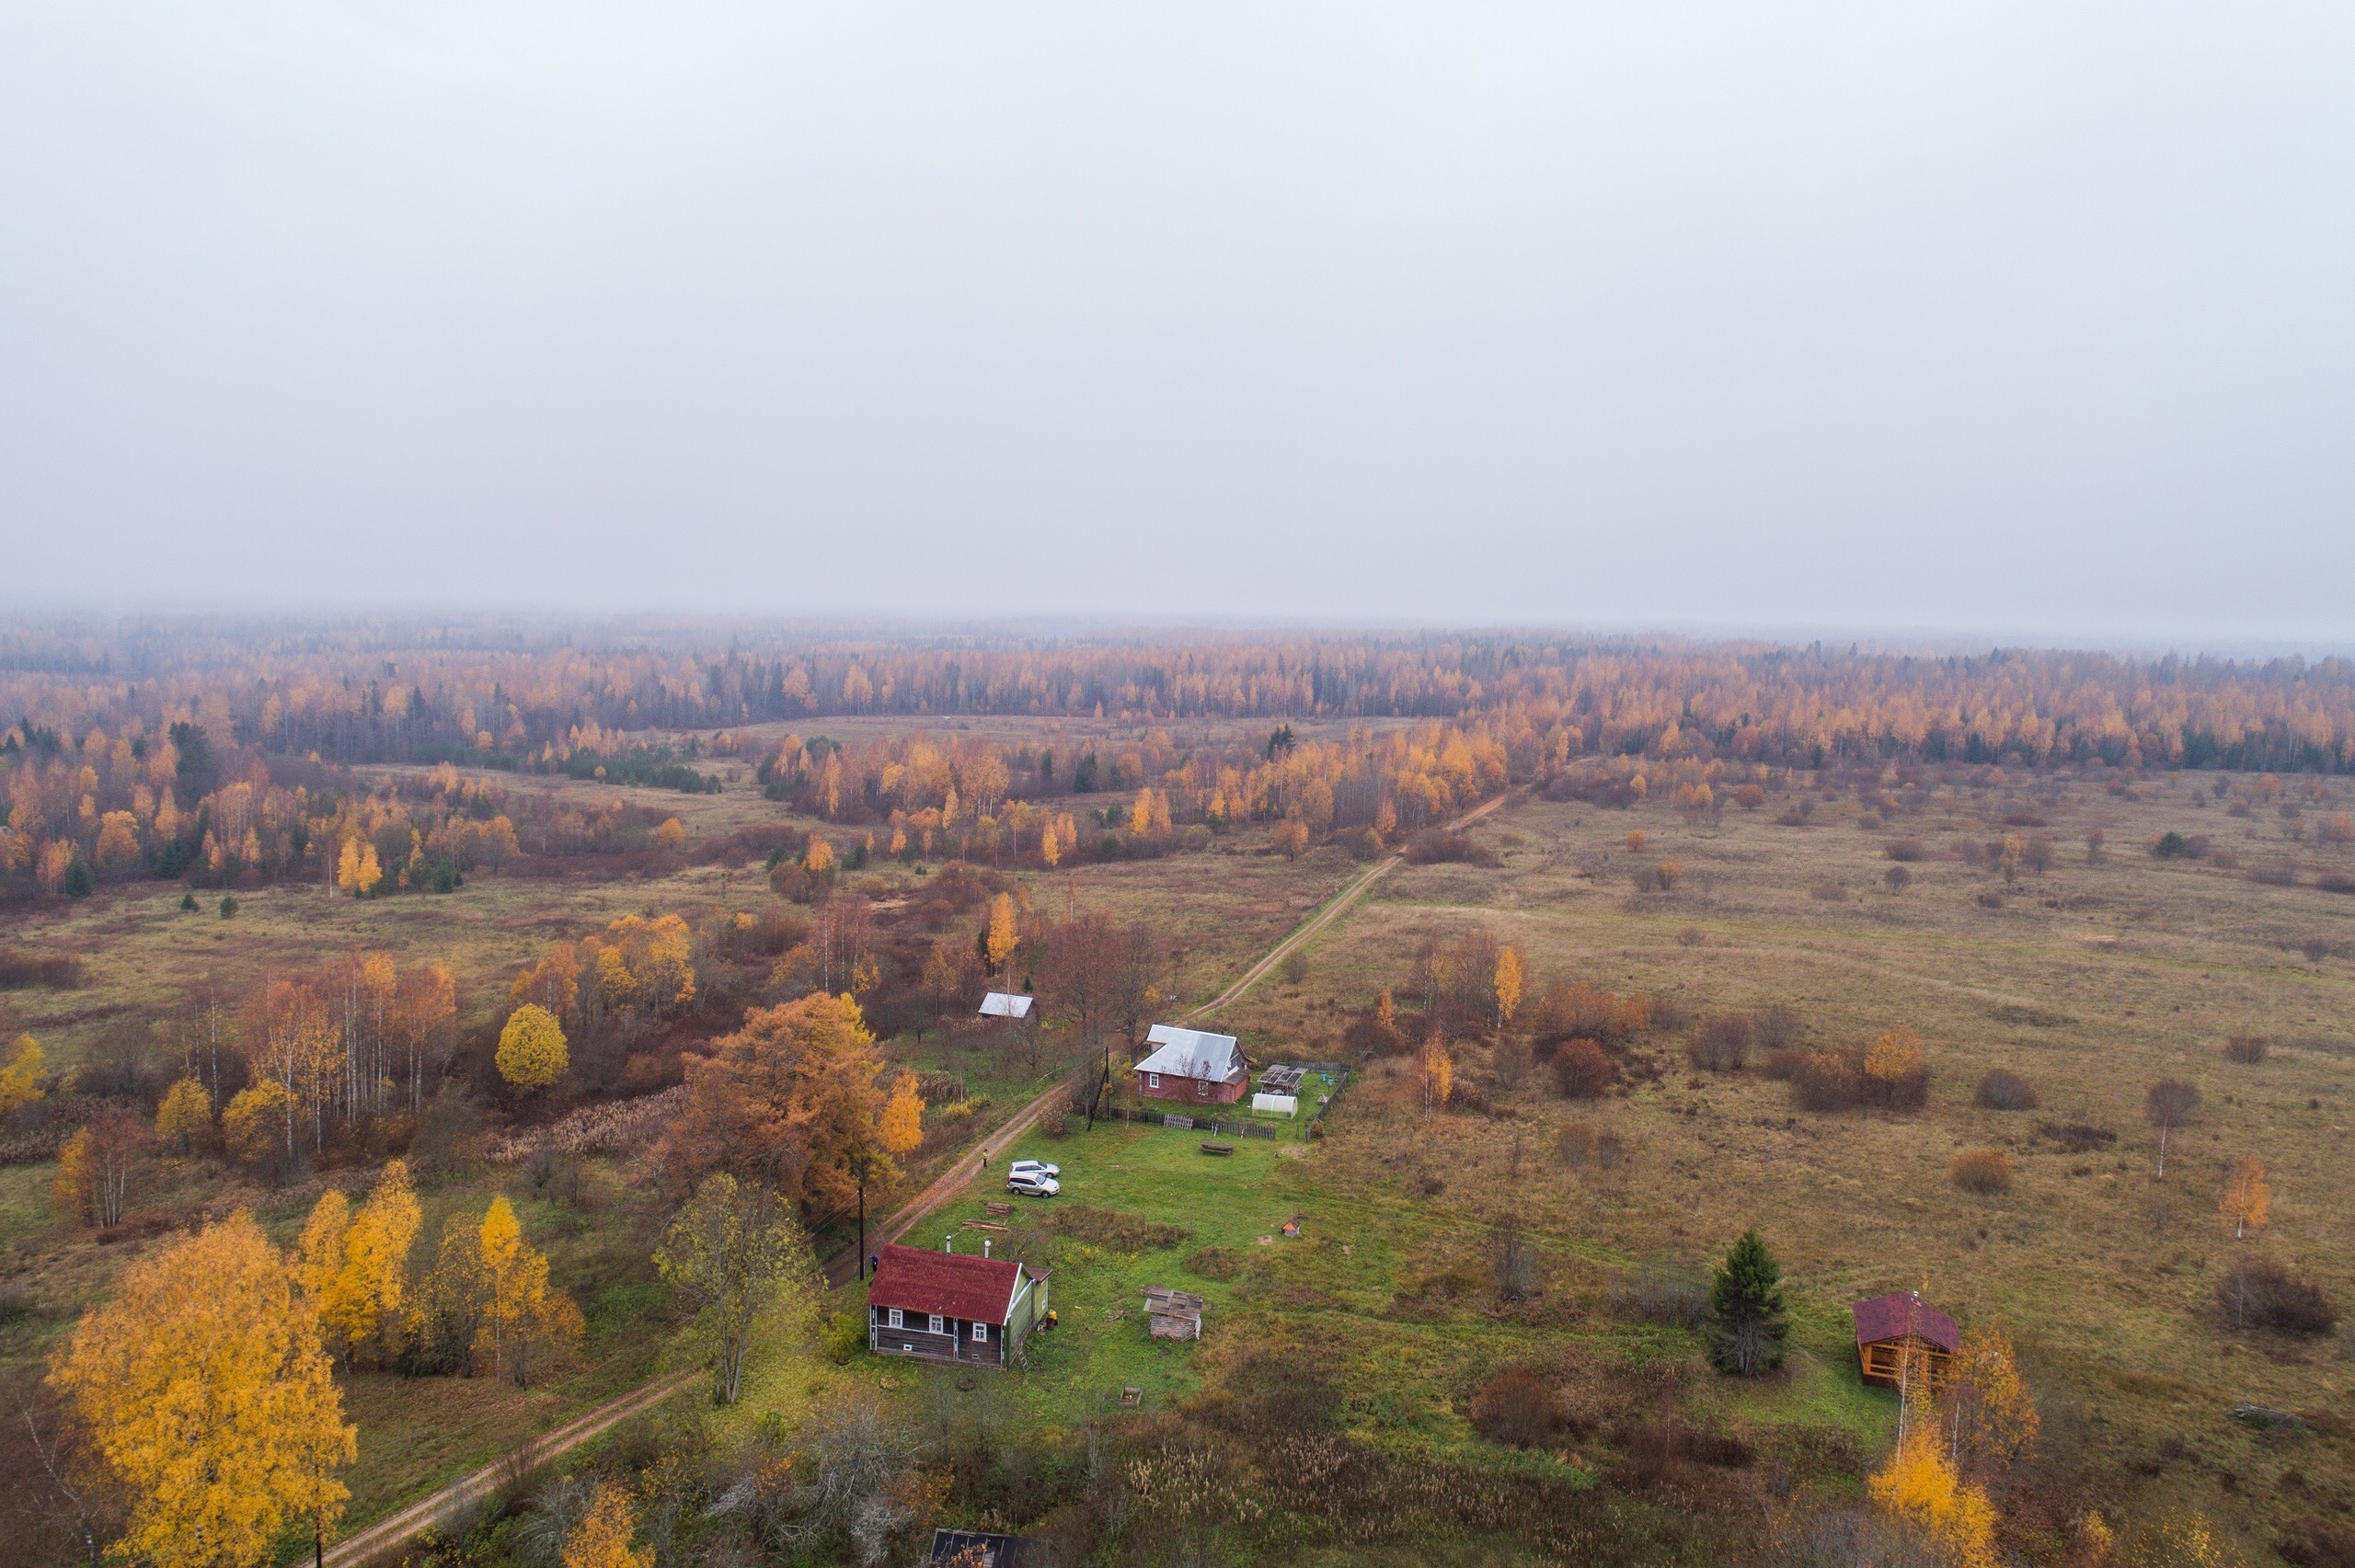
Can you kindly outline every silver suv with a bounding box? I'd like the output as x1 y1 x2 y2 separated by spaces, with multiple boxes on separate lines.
1005 1172 1060 1197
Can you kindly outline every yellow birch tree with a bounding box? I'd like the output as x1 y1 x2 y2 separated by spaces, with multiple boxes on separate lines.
2221 1155 2270 1239
562 1482 654 1568
47 1212 355 1568
0 1032 45 1115
878 1070 925 1156
984 892 1018 974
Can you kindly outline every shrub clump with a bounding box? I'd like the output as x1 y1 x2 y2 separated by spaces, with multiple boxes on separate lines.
1688 1015 1752 1072
1468 1365 1581 1449
1950 1149 2014 1195
0 952 83 990
2218 1260 2338 1336
1786 1029 1930 1113
1632 860 1683 893
2223 1036 2269 1065
1860 1028 1930 1108
1789 1051 1862 1111
1404 830 1500 867
1550 1039 1613 1100
1754 1005 1803 1052
1975 1068 2039 1111
1047 1204 1189 1252
1557 1121 1624 1169
1184 1245 1243 1281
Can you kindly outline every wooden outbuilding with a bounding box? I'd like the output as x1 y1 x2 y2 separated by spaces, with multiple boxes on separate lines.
1852 1290 1958 1391
1144 1286 1204 1341
867 1242 1051 1368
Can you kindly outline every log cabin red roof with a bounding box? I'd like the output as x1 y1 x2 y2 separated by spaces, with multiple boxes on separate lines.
1851 1291 1959 1353
867 1243 1026 1325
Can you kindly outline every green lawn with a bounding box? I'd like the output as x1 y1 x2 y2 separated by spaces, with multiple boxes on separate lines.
869 1078 1897 1482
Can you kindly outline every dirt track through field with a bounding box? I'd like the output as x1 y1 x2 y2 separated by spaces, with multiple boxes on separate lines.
327 790 1512 1564
323 1372 697 1567
1186 792 1508 1016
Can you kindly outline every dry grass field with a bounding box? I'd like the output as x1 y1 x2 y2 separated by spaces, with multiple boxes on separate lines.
1197 769 2355 1551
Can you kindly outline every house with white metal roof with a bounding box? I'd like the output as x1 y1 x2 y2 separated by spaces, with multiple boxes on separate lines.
1132 1024 1247 1104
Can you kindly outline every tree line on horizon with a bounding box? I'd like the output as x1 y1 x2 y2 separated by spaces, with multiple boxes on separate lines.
4 624 2353 776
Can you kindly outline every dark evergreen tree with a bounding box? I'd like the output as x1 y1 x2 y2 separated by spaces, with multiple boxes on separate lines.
1709 1229 1787 1375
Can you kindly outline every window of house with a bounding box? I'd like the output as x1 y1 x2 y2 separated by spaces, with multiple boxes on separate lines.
972 1322 989 1342
1147 1072 1159 1088
887 1308 902 1330
928 1314 945 1334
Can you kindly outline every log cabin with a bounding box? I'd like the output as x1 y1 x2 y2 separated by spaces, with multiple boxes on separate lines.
1852 1289 1958 1391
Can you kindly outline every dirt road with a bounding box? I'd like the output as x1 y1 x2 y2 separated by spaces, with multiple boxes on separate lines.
326 789 1512 1563
323 1372 696 1567
1186 791 1508 1016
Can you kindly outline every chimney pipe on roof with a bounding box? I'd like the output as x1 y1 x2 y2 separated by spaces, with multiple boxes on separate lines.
945 1236 953 1253
983 1239 992 1258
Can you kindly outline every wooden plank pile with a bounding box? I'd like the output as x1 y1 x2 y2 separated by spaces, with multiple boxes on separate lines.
1144 1287 1205 1341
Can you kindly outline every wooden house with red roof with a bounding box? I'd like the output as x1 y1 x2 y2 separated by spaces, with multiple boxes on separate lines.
1852 1289 1959 1391
867 1242 1051 1368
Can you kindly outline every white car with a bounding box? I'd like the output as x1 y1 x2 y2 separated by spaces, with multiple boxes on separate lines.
1006 1173 1060 1197
1008 1159 1060 1180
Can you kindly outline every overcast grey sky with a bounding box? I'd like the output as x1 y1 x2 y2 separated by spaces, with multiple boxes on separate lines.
2 5 2349 646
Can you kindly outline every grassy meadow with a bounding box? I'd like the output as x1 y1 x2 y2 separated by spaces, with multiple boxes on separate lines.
1200 771 2355 1551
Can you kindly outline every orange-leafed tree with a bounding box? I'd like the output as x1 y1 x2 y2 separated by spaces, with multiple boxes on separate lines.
52 1109 149 1229
397 960 457 1113
1868 1412 1999 1568
2221 1155 2270 1239
509 943 582 1028
1493 946 1524 1029
243 979 338 1157
1939 1320 2039 1475
983 892 1019 975
659 991 892 1218
879 1070 925 1157
1421 1035 1453 1118
47 1211 355 1568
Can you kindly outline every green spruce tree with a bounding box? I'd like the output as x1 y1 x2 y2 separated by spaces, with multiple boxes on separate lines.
1709 1229 1787 1375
